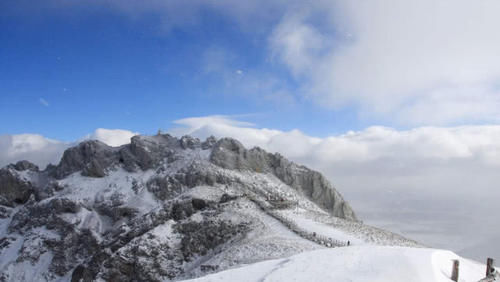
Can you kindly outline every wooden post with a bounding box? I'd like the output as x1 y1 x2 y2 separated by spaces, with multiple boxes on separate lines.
451 259 459 282
486 258 494 276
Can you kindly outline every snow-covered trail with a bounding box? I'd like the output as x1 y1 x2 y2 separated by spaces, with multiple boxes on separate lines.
183 246 490 282
278 209 421 247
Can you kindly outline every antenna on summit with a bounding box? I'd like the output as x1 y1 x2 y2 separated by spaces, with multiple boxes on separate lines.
157 129 163 135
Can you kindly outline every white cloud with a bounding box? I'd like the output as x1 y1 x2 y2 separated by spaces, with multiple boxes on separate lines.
171 116 283 148
0 134 68 169
270 0 500 124
86 128 138 147
172 116 500 166
200 46 297 107
270 11 330 78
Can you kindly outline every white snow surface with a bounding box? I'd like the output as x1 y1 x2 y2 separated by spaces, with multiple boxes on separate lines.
184 246 490 282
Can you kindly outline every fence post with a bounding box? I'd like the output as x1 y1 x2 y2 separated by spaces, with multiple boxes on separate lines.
451 260 459 282
486 258 495 276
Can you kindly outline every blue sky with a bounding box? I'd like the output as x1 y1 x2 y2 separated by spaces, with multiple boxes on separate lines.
0 1 368 141
2 0 500 141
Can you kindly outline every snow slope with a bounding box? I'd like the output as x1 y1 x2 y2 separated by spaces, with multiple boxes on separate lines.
184 246 491 282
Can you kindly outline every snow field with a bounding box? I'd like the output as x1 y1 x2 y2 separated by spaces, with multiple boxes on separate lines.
184 246 489 282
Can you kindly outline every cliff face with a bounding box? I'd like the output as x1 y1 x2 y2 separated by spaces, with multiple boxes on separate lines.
209 138 356 220
0 134 367 282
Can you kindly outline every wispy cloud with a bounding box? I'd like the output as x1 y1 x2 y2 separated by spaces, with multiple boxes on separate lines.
39 98 49 107
14 1 500 124
200 46 298 107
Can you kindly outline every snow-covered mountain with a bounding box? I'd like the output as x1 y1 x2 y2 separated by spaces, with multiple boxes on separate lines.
0 134 492 282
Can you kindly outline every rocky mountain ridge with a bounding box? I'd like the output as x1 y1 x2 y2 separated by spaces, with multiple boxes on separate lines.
0 134 416 282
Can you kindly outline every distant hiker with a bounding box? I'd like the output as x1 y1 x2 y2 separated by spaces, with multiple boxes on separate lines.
347 241 350 246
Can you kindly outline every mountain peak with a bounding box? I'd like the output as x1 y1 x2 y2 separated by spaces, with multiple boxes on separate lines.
0 134 418 281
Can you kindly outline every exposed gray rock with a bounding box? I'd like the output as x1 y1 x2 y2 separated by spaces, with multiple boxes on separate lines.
33 180 65 202
180 135 201 150
147 176 184 201
172 200 195 221
0 168 35 206
210 138 357 220
13 160 39 172
219 193 238 204
8 198 80 233
46 229 100 277
191 198 209 210
210 138 248 170
52 140 117 179
119 134 178 171
201 136 217 150
0 206 11 218
270 156 357 220
94 192 138 222
176 219 249 260
46 198 81 214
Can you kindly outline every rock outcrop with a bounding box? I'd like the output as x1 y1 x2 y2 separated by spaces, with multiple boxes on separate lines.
52 140 117 179
210 138 356 219
0 167 36 206
12 160 39 172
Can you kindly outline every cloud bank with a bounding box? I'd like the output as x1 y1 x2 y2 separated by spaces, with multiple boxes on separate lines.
0 134 67 169
173 116 500 170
